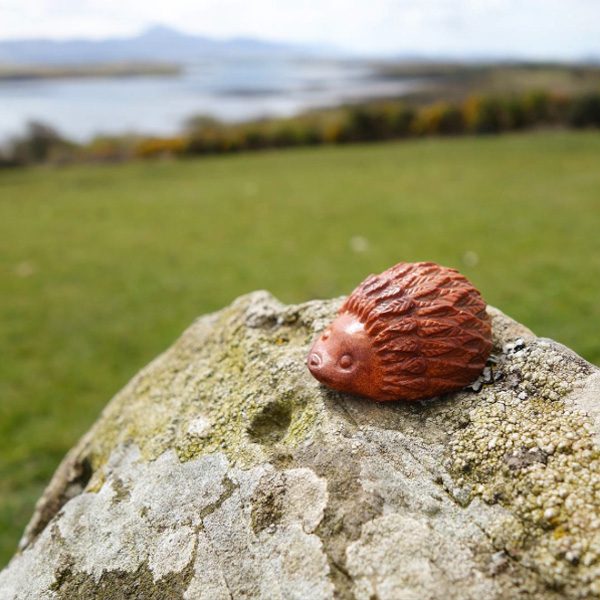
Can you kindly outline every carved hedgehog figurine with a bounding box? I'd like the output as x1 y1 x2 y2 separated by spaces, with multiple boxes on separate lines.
307 261 492 401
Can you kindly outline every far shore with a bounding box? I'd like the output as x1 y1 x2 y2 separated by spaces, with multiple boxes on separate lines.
0 62 182 81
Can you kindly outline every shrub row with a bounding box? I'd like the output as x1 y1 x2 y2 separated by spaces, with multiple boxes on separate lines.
2 90 600 168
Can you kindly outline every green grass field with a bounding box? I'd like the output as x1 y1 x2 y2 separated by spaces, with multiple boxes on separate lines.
1 130 599 566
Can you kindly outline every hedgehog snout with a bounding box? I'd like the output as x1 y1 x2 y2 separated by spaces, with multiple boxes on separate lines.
307 348 330 378
307 342 338 385
308 351 323 370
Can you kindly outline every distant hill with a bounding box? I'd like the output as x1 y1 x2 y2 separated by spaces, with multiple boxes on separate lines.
0 25 317 65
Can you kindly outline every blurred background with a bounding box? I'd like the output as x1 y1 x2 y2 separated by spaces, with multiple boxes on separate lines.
1 0 600 567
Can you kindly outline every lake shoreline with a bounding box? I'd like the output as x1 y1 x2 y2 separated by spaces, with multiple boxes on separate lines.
0 62 182 81
1 60 598 146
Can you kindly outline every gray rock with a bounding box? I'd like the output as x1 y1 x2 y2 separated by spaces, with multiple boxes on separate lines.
1 291 599 599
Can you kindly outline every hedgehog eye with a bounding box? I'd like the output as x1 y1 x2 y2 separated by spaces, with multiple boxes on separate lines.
339 354 354 369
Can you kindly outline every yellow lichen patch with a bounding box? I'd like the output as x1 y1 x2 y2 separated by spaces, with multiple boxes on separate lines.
449 339 600 596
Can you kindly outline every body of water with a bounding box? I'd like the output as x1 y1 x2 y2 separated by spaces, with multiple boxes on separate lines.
0 57 420 143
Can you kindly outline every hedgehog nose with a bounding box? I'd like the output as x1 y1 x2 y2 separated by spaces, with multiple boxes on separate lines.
308 352 323 370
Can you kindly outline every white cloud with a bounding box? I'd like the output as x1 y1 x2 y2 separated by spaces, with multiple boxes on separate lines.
0 0 598 58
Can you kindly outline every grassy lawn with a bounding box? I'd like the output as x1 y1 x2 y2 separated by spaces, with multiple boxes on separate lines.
1 130 599 566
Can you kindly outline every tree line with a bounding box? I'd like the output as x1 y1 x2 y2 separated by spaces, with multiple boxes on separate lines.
2 90 600 168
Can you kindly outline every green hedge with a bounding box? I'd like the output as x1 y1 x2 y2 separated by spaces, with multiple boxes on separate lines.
3 90 600 168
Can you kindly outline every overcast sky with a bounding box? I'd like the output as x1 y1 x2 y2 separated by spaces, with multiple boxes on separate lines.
0 0 599 59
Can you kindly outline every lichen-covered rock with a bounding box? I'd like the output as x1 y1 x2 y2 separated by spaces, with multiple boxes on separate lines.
1 291 599 599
